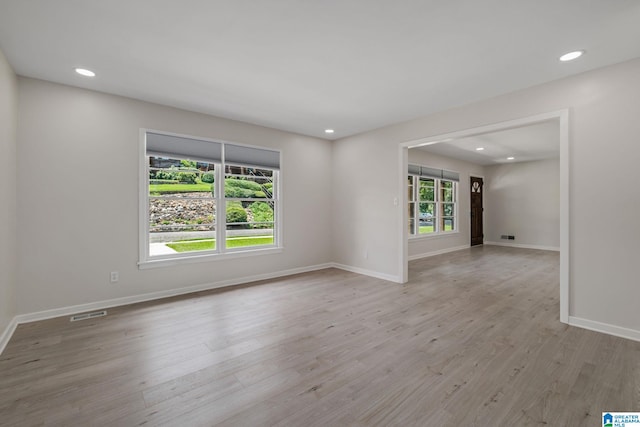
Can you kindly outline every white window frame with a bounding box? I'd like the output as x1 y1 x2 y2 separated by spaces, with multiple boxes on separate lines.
408 173 458 238
138 129 282 269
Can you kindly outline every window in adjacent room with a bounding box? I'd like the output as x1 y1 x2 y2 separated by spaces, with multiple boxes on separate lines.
408 164 458 236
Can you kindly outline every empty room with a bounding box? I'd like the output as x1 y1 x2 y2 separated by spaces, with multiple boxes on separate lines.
1 1 640 426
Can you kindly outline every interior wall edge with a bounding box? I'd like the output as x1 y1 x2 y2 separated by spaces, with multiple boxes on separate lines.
330 263 403 284
0 317 18 356
0 46 18 344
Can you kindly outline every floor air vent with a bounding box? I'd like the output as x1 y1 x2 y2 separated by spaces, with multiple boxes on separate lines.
70 310 107 322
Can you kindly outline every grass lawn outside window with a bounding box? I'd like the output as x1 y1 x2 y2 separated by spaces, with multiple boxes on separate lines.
166 236 274 252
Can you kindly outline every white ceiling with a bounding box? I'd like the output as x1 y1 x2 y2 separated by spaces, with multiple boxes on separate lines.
1 1 640 140
414 120 560 166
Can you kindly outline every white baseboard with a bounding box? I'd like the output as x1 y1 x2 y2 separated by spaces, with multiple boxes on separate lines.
330 263 403 283
484 241 560 252
0 317 18 356
568 316 640 342
2 262 406 355
5 267 640 356
10 263 333 330
408 244 470 261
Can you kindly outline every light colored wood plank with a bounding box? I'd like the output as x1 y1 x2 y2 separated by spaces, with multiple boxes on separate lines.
1 246 638 426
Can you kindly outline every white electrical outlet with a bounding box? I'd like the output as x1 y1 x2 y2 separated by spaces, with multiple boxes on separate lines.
110 271 119 283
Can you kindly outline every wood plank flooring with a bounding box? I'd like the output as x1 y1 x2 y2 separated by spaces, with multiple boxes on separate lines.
1 246 639 426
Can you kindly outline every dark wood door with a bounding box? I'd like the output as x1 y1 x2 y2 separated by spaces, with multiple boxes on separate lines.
470 176 483 246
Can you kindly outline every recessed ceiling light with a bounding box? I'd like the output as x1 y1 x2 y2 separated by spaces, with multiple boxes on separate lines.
75 68 96 77
475 147 485 151
507 156 515 160
559 50 584 62
325 129 334 134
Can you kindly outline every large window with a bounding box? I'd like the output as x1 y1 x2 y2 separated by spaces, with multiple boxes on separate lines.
141 131 280 266
408 165 458 236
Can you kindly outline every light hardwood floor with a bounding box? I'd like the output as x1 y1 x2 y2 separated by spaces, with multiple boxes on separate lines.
1 246 638 426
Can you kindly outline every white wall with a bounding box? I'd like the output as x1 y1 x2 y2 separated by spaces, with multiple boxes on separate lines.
8 57 640 340
333 57 640 334
330 128 402 281
484 158 560 250
16 78 332 315
0 49 17 336
407 149 484 259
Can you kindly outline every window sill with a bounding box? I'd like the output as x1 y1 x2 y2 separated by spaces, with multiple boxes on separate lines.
138 246 283 270
409 231 460 241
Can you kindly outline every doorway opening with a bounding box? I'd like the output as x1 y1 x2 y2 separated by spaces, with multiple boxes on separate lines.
398 110 569 323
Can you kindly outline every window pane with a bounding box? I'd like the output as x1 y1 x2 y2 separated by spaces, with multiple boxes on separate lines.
441 180 454 202
226 201 249 228
149 198 215 255
419 178 435 201
224 165 277 249
226 222 274 248
150 224 216 255
225 201 275 227
163 232 216 254
419 203 435 234
441 189 454 203
248 201 275 229
441 217 455 232
149 199 216 231
225 200 275 248
224 165 274 200
149 157 215 198
442 203 455 217
148 156 216 257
